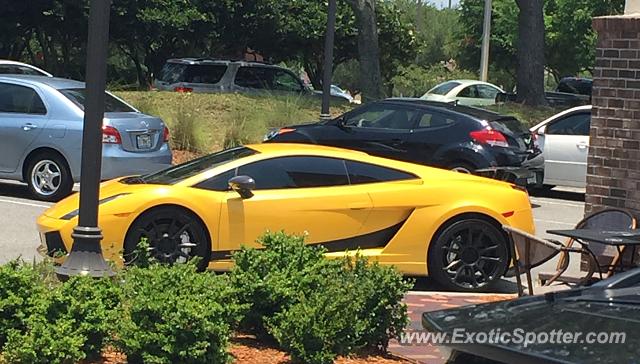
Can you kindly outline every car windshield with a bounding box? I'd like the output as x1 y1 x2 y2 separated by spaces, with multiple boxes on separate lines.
139 146 258 185
59 88 135 112
490 117 528 134
428 81 461 95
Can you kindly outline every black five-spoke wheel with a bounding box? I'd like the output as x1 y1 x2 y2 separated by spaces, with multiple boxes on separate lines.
429 219 509 292
124 207 210 270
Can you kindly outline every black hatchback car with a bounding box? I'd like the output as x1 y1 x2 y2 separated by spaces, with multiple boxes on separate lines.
265 99 537 175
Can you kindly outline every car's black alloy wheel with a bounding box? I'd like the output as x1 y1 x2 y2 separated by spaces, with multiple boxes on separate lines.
429 219 509 292
124 207 210 270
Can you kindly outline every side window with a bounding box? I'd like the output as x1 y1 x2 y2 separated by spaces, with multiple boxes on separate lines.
417 111 456 128
477 85 500 100
343 104 416 130
547 113 591 136
345 160 418 184
272 70 303 92
194 169 237 191
234 66 273 89
237 156 349 189
0 83 47 115
458 85 479 98
184 65 227 84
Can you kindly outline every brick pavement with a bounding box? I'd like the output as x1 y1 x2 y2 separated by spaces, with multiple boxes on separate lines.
389 292 517 363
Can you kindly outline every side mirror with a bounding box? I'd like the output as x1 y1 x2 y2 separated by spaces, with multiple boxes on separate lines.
228 175 255 199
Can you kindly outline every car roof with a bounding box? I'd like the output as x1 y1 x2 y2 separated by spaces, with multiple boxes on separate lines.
247 142 369 157
0 60 53 77
0 75 84 89
382 98 511 122
165 58 274 67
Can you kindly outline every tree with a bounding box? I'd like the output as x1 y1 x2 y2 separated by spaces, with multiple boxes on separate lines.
345 0 384 102
458 0 624 89
515 0 546 106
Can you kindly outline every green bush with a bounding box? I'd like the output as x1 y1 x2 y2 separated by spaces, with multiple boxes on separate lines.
113 263 243 364
230 232 411 363
0 261 49 348
3 275 120 364
391 64 476 97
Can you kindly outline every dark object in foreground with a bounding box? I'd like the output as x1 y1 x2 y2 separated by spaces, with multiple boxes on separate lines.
423 268 640 364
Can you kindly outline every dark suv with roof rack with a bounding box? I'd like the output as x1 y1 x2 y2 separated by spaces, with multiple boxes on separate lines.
154 58 310 95
265 98 540 182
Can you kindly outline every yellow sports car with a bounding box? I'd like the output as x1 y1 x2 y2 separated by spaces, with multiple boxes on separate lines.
37 143 534 291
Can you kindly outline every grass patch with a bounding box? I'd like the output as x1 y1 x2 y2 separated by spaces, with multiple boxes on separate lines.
115 91 352 154
485 102 562 128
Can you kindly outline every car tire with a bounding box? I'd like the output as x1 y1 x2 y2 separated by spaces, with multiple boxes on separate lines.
124 206 210 271
448 162 475 174
26 152 73 202
428 218 509 292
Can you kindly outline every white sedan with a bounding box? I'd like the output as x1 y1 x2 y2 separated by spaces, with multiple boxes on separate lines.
421 80 504 106
529 105 591 189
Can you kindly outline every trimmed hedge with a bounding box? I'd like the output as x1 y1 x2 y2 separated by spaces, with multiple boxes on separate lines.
0 232 411 364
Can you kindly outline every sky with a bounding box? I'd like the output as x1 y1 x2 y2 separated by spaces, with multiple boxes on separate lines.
428 0 460 9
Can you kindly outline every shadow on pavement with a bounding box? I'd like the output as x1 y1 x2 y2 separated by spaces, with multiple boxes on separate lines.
0 181 31 199
410 276 519 294
529 188 585 202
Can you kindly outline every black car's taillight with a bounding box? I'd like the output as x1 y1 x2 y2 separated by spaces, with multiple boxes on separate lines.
469 129 509 148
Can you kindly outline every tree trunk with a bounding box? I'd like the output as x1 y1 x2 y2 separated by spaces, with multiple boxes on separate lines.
346 0 384 103
515 0 547 106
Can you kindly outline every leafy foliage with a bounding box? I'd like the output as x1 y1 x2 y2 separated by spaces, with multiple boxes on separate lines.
0 261 49 348
458 0 624 86
3 275 120 364
113 264 243 364
391 64 476 97
230 232 411 363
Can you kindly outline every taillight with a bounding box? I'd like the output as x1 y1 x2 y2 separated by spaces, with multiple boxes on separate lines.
470 129 509 148
102 125 122 144
163 126 170 142
174 86 193 93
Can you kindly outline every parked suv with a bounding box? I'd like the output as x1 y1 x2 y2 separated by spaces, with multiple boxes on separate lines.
154 58 309 95
266 99 538 180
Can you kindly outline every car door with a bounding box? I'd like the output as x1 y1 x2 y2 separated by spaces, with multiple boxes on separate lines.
543 112 590 187
455 84 499 106
0 82 48 173
216 156 373 253
332 103 418 161
405 109 461 166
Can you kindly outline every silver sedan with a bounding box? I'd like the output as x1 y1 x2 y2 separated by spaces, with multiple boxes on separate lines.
0 75 172 201
529 105 591 189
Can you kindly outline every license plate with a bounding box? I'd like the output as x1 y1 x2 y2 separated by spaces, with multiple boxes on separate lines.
136 134 153 149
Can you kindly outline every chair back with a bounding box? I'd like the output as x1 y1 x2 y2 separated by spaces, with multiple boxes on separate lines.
503 225 561 269
578 209 637 264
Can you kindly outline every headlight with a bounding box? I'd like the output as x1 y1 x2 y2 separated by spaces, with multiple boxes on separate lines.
60 193 131 220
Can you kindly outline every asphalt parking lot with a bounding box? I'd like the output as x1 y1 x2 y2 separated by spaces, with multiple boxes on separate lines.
0 179 585 292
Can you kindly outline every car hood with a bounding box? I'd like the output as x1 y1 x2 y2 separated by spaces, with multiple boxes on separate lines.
42 178 155 219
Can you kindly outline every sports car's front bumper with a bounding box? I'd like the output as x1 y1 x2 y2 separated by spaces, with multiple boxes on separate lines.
36 212 133 265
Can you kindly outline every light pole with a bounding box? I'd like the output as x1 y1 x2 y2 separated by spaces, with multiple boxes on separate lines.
479 0 492 82
56 0 114 278
320 0 337 121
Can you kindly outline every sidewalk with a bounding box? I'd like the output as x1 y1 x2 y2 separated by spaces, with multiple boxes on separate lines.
390 292 517 364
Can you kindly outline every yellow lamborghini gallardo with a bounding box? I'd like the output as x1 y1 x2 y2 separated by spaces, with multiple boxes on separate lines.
37 143 534 291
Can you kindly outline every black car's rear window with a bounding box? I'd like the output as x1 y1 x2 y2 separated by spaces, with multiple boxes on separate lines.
60 89 135 112
490 117 527 134
140 147 258 185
